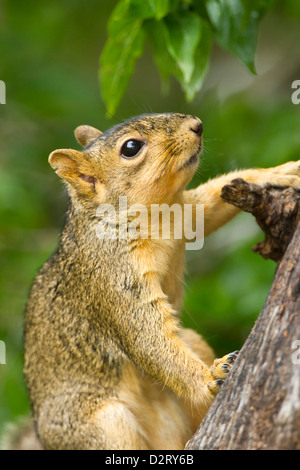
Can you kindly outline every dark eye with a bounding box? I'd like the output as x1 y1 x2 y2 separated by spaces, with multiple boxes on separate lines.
121 139 144 158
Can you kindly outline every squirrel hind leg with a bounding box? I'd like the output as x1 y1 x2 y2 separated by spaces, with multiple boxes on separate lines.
90 401 150 450
37 395 150 450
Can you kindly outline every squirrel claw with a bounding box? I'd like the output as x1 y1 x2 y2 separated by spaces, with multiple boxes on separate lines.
226 350 239 364
207 350 239 395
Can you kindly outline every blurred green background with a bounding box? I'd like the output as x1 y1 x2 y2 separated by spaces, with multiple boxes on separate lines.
0 0 300 431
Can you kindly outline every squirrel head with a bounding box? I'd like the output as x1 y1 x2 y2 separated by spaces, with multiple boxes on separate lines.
49 113 203 208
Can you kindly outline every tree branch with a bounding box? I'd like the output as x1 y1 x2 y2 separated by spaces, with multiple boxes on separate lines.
186 180 300 450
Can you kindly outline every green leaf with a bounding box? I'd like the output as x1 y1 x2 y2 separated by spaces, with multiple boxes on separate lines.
204 0 273 73
181 20 212 102
99 0 274 114
147 14 212 102
145 19 179 85
165 10 202 84
99 0 145 116
153 0 172 19
129 0 173 20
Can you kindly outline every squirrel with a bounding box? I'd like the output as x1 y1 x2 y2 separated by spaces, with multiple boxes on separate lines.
21 113 300 450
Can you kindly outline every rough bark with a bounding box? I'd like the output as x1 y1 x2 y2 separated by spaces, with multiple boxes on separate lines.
186 180 300 450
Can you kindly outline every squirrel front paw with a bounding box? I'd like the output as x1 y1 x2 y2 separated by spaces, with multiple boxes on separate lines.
263 160 300 189
207 350 239 395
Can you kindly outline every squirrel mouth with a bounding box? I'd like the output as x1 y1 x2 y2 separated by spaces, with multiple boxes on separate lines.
180 152 199 170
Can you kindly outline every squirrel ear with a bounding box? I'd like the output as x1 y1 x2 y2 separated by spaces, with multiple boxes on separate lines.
49 149 97 191
74 125 103 147
49 149 82 180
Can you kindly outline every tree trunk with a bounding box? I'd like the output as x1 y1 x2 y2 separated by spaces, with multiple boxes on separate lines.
186 180 300 450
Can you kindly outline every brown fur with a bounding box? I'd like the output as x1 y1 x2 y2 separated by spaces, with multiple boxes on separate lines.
21 113 300 450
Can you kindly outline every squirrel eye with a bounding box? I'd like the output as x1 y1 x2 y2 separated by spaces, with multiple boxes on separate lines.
121 139 144 158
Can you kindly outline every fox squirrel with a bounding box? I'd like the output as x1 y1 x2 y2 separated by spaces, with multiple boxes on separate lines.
20 113 300 450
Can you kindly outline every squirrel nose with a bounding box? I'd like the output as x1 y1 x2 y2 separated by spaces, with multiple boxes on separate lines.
190 120 203 136
180 115 203 137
